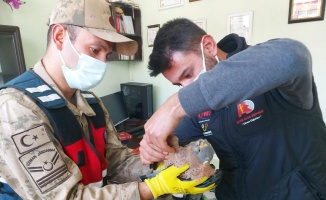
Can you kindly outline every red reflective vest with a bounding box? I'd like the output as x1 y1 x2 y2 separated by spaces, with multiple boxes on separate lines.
3 70 107 186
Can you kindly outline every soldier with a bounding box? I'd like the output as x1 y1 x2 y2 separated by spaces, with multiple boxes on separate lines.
0 2 215 200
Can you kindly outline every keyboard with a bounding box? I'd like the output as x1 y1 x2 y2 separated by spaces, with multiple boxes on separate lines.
127 126 144 137
115 118 146 137
128 125 144 133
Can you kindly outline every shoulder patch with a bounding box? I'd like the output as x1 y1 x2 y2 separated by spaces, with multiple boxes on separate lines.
19 141 70 193
12 125 70 193
12 125 52 154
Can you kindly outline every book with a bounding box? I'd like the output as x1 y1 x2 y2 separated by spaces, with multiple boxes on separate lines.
119 54 135 60
109 16 115 28
115 15 121 33
121 15 134 34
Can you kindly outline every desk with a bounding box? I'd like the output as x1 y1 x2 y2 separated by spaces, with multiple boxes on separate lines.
116 118 146 133
117 118 146 150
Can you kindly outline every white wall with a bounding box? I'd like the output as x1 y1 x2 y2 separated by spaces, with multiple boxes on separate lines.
131 0 326 120
1 0 325 119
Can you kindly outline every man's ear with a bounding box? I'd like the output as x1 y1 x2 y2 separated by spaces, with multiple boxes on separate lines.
52 24 67 50
201 35 217 57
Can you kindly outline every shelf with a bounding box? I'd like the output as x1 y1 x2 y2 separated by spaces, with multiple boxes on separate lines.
108 2 142 61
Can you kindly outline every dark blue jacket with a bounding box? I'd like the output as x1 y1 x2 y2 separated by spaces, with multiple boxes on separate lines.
175 34 326 200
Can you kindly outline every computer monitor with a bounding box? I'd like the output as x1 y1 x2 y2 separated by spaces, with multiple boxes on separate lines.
100 91 129 126
120 82 153 120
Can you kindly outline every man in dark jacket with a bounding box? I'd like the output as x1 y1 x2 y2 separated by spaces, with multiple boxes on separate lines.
140 18 326 200
174 33 249 146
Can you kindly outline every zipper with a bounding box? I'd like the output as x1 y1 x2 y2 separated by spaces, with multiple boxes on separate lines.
220 107 246 200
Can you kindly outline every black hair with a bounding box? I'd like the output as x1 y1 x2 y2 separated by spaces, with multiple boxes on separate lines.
46 24 79 47
148 18 206 77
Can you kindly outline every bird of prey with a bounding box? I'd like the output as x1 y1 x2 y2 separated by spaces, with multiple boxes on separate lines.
161 135 217 181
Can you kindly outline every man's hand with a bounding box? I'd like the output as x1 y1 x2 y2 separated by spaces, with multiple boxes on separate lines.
144 164 216 198
139 93 187 164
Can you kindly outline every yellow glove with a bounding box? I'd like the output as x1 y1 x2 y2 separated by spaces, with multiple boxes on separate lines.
144 163 215 198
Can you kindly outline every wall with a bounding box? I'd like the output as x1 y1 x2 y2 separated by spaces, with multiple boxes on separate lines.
0 0 325 119
131 0 326 120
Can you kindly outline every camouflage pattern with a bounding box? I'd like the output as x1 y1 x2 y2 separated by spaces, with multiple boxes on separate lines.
48 0 137 56
0 60 153 199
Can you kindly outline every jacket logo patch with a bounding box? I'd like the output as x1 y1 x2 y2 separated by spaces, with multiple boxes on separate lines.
237 100 254 118
12 125 51 154
198 111 213 136
198 111 211 119
201 123 208 132
19 142 70 193
236 100 264 125
198 111 212 123
199 123 212 136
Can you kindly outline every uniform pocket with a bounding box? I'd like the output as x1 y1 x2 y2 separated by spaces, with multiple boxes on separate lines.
261 167 326 200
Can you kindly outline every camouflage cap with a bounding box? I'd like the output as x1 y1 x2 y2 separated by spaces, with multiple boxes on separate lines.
49 0 137 56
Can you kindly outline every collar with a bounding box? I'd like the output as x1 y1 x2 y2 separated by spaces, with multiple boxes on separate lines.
33 60 96 117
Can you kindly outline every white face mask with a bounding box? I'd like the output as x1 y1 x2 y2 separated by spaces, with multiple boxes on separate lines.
193 42 219 82
59 32 107 90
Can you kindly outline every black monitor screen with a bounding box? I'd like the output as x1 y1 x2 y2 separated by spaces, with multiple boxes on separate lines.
100 91 129 126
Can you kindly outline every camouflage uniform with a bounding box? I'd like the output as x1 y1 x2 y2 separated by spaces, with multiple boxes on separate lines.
0 61 153 199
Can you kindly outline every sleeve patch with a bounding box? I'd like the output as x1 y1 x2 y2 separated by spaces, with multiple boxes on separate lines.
19 141 70 193
11 124 52 154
